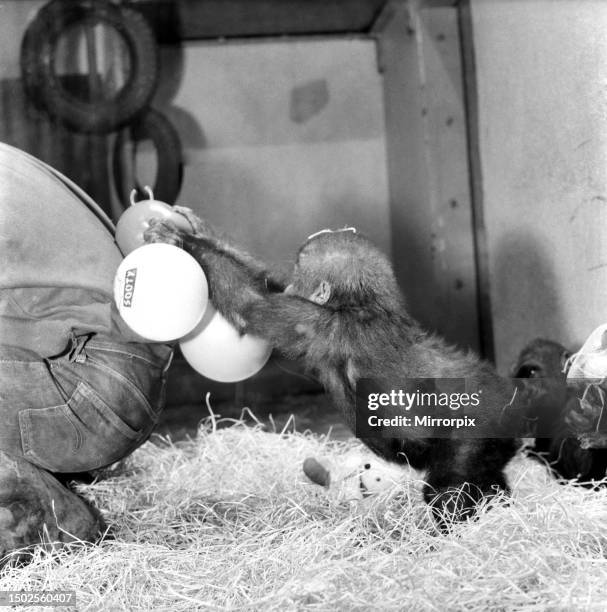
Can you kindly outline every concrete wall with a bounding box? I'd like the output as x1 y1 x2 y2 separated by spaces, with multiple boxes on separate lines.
152 39 391 276
471 0 607 372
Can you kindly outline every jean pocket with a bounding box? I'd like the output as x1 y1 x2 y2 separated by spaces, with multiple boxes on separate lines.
19 382 142 472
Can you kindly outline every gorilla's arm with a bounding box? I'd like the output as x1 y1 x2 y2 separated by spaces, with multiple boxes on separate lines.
172 206 286 291
145 218 328 359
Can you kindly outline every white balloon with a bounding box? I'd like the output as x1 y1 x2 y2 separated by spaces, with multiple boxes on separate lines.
114 243 208 342
180 304 271 382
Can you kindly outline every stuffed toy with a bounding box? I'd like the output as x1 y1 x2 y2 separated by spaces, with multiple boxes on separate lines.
303 453 404 501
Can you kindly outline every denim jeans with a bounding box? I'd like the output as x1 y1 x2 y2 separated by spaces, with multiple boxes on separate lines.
0 142 136 358
0 334 173 473
0 143 174 474
0 145 176 554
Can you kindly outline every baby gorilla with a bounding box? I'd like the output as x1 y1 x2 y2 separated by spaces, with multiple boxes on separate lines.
146 212 523 527
513 338 607 483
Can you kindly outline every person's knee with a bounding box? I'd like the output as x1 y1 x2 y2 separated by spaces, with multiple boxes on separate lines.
0 451 103 561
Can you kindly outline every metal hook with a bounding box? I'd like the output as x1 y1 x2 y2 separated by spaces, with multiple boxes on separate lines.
129 185 155 206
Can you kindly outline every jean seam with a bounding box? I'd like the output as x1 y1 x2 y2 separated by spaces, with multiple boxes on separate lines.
0 360 45 364
76 383 141 440
85 357 157 419
62 403 84 453
18 409 31 456
85 342 168 368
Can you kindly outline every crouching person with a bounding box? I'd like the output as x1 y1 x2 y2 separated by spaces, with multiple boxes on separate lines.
0 143 172 561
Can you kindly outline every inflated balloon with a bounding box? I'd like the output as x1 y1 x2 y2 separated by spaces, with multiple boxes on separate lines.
180 304 272 382
114 243 208 342
115 187 193 255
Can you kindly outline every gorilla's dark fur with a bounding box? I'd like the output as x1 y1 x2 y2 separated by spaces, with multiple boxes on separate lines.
512 338 607 483
146 212 530 526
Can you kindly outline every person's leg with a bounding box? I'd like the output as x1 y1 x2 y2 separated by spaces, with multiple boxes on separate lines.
0 346 105 559
0 450 103 561
0 338 171 558
21 334 172 473
0 145 173 557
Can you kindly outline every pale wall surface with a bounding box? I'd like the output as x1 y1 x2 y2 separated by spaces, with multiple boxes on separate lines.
0 2 391 276
154 39 391 276
472 0 607 372
0 2 42 80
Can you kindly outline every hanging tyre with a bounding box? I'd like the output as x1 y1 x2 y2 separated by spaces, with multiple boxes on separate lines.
20 0 159 133
113 108 184 206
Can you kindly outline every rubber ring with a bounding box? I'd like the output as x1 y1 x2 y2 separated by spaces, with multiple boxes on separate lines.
112 108 183 206
20 0 159 134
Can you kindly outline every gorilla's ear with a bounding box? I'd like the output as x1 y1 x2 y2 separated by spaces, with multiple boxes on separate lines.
310 281 331 305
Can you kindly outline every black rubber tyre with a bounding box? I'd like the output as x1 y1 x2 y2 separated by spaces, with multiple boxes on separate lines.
20 0 158 133
113 108 183 205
